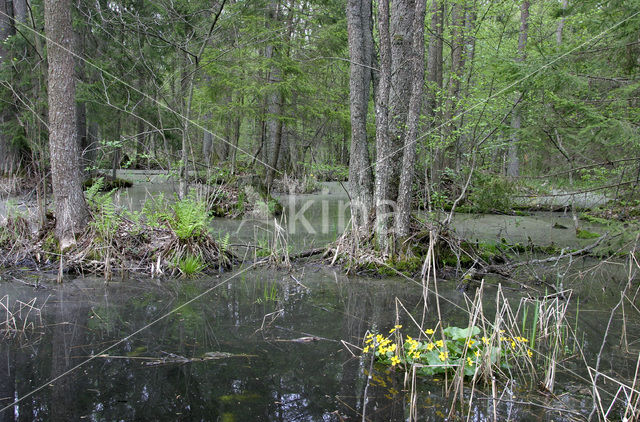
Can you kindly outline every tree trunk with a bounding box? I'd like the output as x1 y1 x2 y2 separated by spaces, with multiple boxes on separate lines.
75 30 87 174
264 0 283 188
86 121 98 175
203 126 213 165
442 1 466 172
507 1 529 178
426 0 444 186
0 0 19 175
346 0 374 229
44 0 89 249
374 0 425 252
556 0 567 46
394 0 427 238
111 114 121 180
374 0 393 251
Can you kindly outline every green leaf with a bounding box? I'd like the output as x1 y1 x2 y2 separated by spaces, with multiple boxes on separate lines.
443 326 481 341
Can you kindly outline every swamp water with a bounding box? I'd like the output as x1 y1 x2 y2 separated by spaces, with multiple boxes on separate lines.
0 182 637 421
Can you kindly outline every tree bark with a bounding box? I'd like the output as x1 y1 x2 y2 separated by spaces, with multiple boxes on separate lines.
264 0 283 189
507 1 529 178
374 0 393 251
44 0 89 249
374 0 426 251
556 0 567 46
395 0 427 238
346 0 374 229
426 0 444 186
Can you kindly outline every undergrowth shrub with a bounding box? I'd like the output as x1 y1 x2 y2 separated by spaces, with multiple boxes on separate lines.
174 253 205 276
85 178 120 238
468 172 515 213
170 192 210 240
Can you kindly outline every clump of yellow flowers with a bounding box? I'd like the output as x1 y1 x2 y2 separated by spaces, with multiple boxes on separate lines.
363 324 535 377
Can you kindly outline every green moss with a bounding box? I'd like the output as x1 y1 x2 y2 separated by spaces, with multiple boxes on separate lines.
579 213 611 225
84 176 132 190
42 232 59 253
576 229 600 239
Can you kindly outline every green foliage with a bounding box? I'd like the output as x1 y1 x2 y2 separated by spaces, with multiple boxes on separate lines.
467 173 515 213
86 178 120 238
175 254 205 277
141 193 171 228
576 229 600 239
170 193 211 240
304 162 349 182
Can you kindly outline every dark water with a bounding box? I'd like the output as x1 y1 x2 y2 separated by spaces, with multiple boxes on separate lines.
0 261 636 421
0 183 637 421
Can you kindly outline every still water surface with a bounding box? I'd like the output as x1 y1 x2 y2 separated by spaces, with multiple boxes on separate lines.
0 182 636 421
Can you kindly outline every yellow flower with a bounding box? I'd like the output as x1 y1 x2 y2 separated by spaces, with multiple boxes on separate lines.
438 352 448 362
467 339 476 347
365 338 373 344
467 357 474 366
388 343 397 353
426 329 434 335
426 342 435 351
376 334 384 343
378 346 386 354
510 340 516 348
482 336 489 345
475 350 480 357
363 346 370 353
388 324 402 334
412 352 421 359
527 349 533 358
391 355 401 366
436 340 444 348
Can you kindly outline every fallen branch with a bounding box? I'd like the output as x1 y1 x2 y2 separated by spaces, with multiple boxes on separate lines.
480 233 608 277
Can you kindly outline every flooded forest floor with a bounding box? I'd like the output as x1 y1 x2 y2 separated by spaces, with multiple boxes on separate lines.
0 173 639 421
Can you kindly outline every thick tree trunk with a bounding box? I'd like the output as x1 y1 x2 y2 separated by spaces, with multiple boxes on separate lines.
395 0 427 238
346 0 374 229
387 0 415 195
44 0 89 249
374 0 393 251
374 0 425 252
507 1 529 178
75 31 87 174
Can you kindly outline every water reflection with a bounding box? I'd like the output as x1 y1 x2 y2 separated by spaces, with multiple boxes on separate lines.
1 261 632 421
